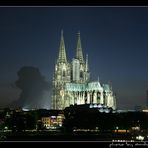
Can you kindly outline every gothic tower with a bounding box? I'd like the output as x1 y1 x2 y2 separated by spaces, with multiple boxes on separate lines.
52 30 71 109
72 32 90 83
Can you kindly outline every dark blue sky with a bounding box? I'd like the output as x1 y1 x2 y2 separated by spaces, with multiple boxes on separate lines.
0 7 148 109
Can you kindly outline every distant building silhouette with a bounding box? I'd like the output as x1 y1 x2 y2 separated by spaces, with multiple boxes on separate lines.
134 105 142 112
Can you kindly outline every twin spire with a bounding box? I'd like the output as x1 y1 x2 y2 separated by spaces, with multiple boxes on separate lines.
58 30 84 63
76 32 84 63
58 30 67 63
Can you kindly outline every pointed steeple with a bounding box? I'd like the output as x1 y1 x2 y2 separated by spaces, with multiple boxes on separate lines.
98 75 100 82
109 81 112 91
85 54 89 71
76 31 84 63
58 30 67 63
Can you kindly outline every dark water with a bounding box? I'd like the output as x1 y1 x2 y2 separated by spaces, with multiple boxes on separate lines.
2 131 132 141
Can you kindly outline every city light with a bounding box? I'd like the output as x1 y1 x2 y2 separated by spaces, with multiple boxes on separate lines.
136 135 144 141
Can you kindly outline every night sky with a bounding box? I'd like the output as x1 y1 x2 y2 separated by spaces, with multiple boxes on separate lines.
0 7 148 109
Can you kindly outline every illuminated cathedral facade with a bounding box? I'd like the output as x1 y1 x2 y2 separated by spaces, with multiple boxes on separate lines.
52 31 116 110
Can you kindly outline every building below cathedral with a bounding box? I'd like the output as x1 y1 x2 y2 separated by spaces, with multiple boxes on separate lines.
52 31 116 110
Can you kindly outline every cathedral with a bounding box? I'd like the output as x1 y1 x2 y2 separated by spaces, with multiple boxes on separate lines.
52 31 116 110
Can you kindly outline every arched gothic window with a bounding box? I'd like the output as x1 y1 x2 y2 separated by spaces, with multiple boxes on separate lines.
63 71 66 77
80 71 83 78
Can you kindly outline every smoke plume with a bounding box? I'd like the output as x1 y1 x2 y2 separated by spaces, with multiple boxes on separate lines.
14 66 51 109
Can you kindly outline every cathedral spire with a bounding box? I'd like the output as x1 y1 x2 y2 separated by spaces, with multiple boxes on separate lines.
76 31 84 63
98 75 100 82
58 30 67 63
86 54 89 71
